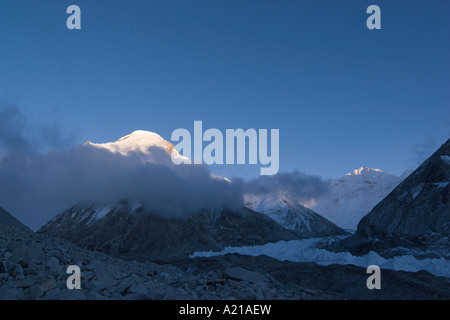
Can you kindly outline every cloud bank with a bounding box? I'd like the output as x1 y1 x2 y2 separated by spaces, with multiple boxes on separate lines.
0 106 242 229
238 171 329 206
0 106 328 230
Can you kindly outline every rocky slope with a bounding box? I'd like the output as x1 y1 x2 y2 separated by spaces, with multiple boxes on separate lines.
333 139 450 257
39 201 299 261
0 206 193 300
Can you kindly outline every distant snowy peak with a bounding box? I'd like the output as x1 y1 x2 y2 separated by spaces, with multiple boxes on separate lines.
86 130 173 155
85 130 188 162
346 167 383 176
308 167 407 230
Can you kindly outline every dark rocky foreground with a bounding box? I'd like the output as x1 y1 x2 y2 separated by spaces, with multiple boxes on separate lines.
174 254 450 300
1 207 450 300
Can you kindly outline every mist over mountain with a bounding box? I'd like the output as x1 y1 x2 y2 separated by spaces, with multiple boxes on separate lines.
0 105 74 154
0 107 334 231
36 132 345 260
0 124 243 229
1 108 449 300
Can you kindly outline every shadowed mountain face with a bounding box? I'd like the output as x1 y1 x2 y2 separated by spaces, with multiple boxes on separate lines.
334 139 450 257
0 207 33 238
39 201 300 261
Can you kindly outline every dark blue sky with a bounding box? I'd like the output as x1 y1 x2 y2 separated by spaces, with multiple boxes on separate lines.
0 0 448 178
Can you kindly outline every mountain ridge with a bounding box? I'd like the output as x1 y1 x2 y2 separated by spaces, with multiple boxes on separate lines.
38 201 300 261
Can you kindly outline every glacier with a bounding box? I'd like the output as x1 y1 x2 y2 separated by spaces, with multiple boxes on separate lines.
191 237 450 278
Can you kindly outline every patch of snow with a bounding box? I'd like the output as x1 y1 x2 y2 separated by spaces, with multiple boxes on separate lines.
411 183 424 200
191 238 450 278
433 182 449 191
83 207 111 225
441 155 450 165
244 195 317 231
94 207 112 220
346 167 382 176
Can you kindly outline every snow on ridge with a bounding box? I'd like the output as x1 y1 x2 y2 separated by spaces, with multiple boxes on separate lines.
411 183 424 200
88 130 170 156
117 130 160 142
346 167 383 176
94 206 112 220
433 182 449 191
441 155 450 165
191 238 450 278
244 195 316 232
85 130 189 163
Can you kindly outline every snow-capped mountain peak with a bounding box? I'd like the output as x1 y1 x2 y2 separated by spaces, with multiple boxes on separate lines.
86 130 173 155
85 130 189 162
346 167 383 176
309 167 407 230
